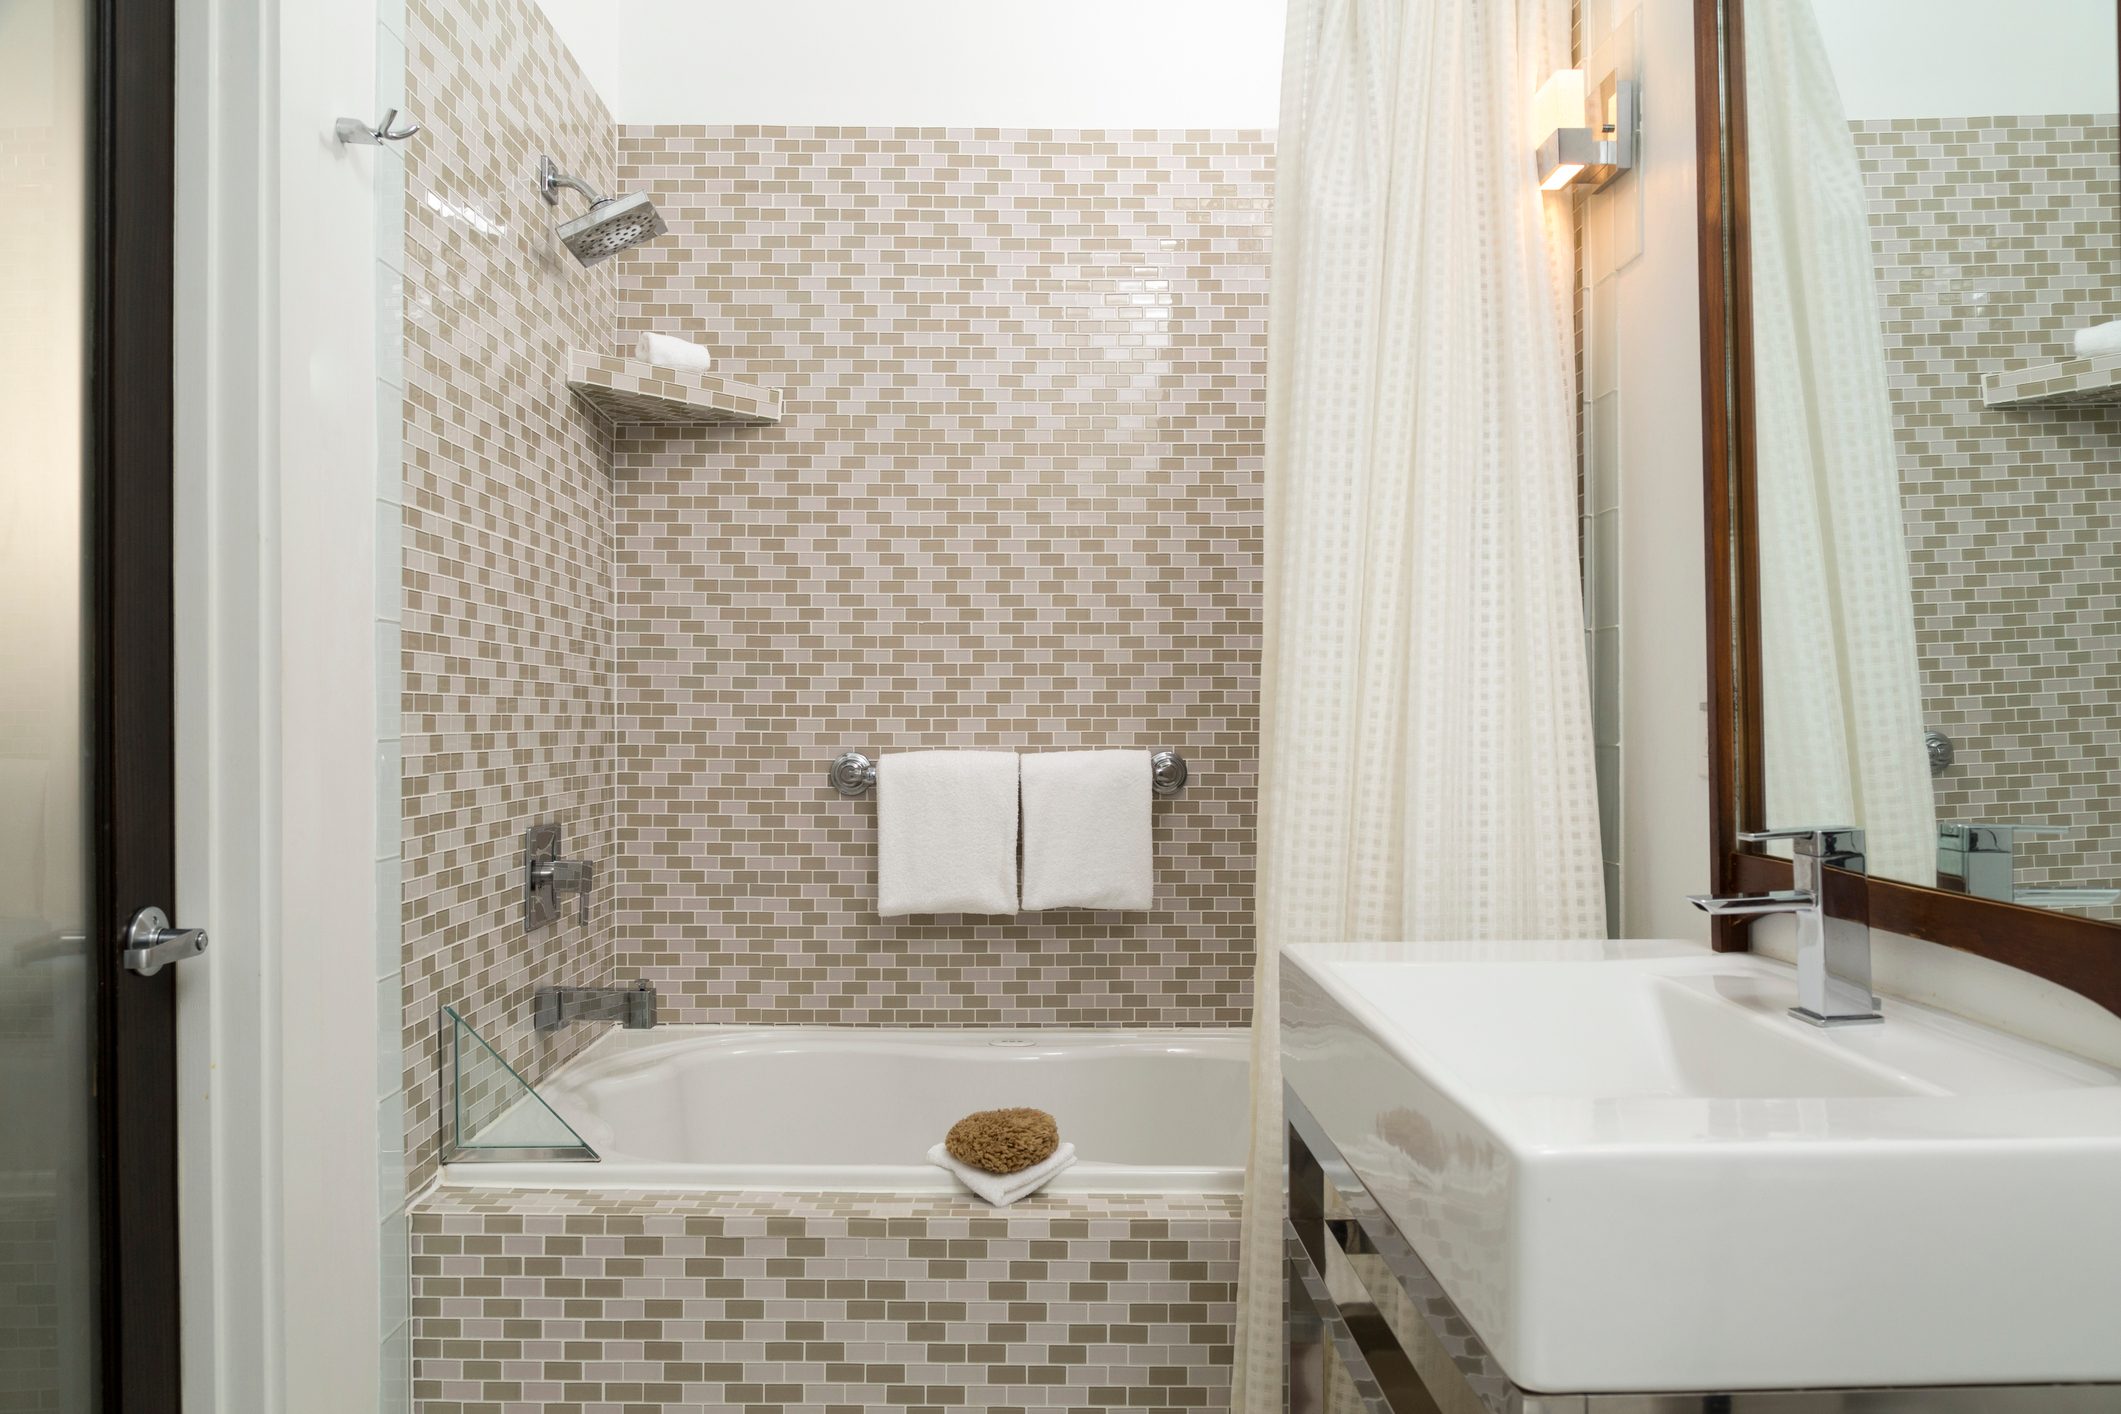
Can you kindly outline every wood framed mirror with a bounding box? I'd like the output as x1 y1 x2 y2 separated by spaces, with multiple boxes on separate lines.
1695 0 2121 1017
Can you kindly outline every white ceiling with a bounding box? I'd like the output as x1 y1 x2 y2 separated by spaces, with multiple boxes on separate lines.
533 0 1288 128
1813 0 2118 120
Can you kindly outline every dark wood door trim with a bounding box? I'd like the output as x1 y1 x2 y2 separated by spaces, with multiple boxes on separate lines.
1694 0 1742 951
92 0 182 1402
1694 0 2121 1019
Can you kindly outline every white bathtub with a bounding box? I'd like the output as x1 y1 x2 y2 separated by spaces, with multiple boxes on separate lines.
444 1026 1252 1194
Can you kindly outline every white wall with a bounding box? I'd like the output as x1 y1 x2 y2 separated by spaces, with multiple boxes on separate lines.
1812 0 2117 119
1580 0 1715 948
175 0 390 1404
532 0 1287 126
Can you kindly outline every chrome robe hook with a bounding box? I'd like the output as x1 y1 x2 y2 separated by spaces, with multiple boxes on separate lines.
336 108 422 146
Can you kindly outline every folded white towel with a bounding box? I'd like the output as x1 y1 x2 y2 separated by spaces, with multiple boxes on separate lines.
1019 749 1153 910
877 750 1019 916
928 1141 1077 1206
2073 320 2121 358
636 331 715 372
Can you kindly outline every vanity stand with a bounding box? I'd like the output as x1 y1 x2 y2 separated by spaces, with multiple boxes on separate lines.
1285 1085 2113 1414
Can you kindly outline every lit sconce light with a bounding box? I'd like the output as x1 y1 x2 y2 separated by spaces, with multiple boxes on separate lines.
1535 69 1636 192
1540 159 1587 193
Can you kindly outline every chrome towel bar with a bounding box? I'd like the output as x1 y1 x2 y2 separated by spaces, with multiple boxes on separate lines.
828 749 1190 799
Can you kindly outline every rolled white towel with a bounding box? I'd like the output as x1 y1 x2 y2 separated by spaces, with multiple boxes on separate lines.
927 1141 1077 1206
2073 319 2121 358
636 330 715 372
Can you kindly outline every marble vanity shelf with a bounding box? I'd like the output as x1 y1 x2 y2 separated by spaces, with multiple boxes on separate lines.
565 350 782 427
1982 352 2121 409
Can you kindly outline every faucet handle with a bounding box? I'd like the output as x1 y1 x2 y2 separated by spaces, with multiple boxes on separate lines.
1739 825 1865 860
1941 822 2067 851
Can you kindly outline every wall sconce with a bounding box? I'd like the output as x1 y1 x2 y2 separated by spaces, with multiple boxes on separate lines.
1535 70 1636 192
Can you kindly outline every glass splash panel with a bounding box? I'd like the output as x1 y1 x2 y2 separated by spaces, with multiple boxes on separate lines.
3 0 100 1399
439 1006 596 1163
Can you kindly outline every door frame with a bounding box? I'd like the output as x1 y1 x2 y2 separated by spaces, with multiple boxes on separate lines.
93 0 182 1402
169 0 390 1406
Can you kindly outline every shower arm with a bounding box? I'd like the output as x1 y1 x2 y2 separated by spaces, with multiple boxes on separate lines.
538 155 608 208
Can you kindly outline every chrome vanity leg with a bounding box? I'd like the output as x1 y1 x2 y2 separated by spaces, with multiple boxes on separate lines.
1286 1235 1327 1414
1287 1116 1328 1414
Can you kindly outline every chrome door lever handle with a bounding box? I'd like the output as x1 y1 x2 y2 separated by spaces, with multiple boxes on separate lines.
123 906 209 977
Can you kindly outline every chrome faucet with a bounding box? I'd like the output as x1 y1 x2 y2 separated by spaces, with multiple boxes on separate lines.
534 980 657 1032
1938 822 2065 903
1688 826 1882 1027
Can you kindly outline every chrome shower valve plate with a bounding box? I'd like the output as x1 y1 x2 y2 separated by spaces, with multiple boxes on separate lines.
524 822 562 932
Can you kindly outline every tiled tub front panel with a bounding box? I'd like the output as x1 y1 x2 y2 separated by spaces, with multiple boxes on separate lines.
606 128 1272 1028
411 1188 1240 1414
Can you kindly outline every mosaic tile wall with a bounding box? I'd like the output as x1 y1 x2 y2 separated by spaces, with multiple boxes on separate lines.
607 128 1273 1025
412 1187 1240 1414
0 1185 57 1412
1852 115 2121 915
400 0 621 1192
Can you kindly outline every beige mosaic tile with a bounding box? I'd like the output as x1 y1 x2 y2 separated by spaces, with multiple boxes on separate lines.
0 1184 59 1412
398 6 1269 1199
608 128 1273 1025
1851 115 2121 917
400 0 621 1193
412 1186 1240 1414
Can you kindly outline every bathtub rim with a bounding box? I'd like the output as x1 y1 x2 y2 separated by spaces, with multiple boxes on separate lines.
440 1022 1251 1196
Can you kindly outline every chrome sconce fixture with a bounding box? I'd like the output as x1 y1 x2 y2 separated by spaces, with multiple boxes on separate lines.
1535 70 1636 192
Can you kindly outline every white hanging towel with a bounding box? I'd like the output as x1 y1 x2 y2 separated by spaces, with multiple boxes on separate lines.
1019 749 1153 911
876 750 1019 916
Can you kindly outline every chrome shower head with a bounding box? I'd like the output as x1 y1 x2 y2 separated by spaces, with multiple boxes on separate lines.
537 154 669 267
556 191 667 266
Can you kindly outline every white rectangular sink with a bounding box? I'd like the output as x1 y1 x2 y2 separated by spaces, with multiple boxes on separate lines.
1282 940 2121 1394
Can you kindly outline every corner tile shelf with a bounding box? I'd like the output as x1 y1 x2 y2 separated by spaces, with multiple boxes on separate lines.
1982 353 2121 409
566 350 782 427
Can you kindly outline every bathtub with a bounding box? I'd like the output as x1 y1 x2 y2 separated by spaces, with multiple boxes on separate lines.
444 1025 1252 1193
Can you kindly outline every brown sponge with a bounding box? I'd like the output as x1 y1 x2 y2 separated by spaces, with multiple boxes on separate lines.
945 1107 1060 1175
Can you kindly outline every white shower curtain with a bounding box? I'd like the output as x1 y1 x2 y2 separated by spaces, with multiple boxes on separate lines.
1745 1 1936 884
1230 0 1605 1407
